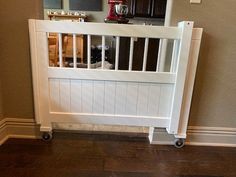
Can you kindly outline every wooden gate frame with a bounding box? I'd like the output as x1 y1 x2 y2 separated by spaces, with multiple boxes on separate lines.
29 20 202 146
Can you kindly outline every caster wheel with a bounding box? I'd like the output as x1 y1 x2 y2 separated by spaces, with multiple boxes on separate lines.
174 138 185 148
42 132 53 142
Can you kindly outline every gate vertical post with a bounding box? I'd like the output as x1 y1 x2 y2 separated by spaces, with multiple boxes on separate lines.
167 21 194 138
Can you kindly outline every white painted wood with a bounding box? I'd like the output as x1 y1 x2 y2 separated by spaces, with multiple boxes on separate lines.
70 80 82 113
48 68 176 84
170 40 179 73
53 123 148 134
49 79 60 112
148 127 155 143
115 82 127 115
36 32 52 130
125 83 139 115
58 33 63 67
142 38 149 72
137 83 149 116
115 36 120 70
73 34 77 68
81 80 93 113
192 28 203 40
129 37 135 71
35 20 182 39
59 79 70 112
50 113 170 128
28 20 41 124
87 35 91 69
168 21 194 134
93 81 105 114
147 84 161 117
159 39 168 72
164 0 173 27
177 28 203 138
29 20 202 141
102 36 105 69
156 39 163 72
104 81 116 114
158 84 174 117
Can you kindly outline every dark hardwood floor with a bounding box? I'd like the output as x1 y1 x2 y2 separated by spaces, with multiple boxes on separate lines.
0 132 235 177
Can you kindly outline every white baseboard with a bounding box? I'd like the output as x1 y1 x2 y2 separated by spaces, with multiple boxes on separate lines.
151 126 236 147
0 126 8 145
0 117 236 147
0 118 40 145
186 126 236 147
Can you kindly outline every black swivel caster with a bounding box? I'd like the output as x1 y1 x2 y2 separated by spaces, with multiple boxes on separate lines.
174 138 185 148
42 132 53 142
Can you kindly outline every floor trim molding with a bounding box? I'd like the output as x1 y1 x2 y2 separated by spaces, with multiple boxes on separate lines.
0 118 40 145
0 117 236 147
186 126 236 147
151 126 236 147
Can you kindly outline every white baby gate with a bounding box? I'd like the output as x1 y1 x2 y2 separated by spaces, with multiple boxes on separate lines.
29 19 202 147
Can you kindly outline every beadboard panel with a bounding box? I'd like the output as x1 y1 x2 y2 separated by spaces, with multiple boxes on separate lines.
49 79 174 117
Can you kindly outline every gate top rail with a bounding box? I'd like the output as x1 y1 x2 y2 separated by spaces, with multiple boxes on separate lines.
31 20 182 40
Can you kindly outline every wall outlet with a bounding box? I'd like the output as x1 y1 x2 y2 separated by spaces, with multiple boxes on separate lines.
190 0 201 3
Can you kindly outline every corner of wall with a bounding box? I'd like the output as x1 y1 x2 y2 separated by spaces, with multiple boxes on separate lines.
0 118 40 145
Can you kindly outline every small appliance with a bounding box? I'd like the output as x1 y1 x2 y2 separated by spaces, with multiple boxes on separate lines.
105 0 129 23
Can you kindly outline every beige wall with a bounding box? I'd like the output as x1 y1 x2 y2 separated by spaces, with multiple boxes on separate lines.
1 0 235 131
0 0 43 118
0 80 3 120
171 0 236 128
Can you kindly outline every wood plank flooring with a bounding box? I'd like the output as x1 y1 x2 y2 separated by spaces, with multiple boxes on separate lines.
0 132 235 177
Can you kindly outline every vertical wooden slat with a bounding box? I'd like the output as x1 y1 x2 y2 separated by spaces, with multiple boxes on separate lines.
49 79 60 112
115 82 127 115
156 39 163 72
59 79 71 112
147 84 161 117
102 36 105 69
93 81 105 114
177 29 203 138
129 37 135 71
87 35 91 69
159 39 168 72
159 84 173 117
70 80 82 113
142 38 149 72
169 21 194 134
29 20 40 123
137 83 149 116
115 36 120 70
35 31 51 128
125 83 138 115
170 40 179 73
73 34 77 68
82 80 93 113
58 33 63 67
104 81 116 114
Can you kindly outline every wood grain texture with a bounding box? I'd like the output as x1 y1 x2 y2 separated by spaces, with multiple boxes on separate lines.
0 132 235 177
